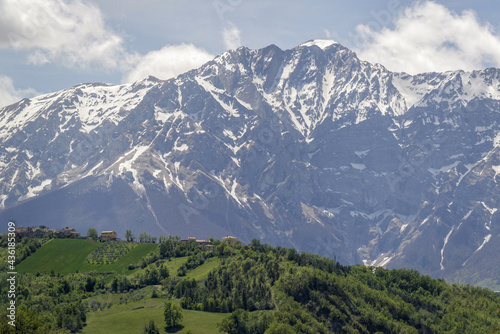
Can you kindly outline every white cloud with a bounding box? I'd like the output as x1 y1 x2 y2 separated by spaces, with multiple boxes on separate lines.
123 44 214 83
0 0 213 83
354 2 500 74
222 21 242 50
0 76 39 108
0 1 216 89
0 0 126 69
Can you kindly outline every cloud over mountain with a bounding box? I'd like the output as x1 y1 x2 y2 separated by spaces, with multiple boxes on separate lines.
355 2 500 74
0 0 126 68
123 44 214 83
0 75 39 109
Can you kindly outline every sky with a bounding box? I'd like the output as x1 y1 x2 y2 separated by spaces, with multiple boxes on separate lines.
1 0 500 108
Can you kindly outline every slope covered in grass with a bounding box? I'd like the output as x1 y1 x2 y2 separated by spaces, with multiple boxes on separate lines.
83 296 228 334
16 239 158 276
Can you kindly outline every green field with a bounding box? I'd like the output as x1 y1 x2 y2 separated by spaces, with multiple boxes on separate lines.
17 239 158 276
162 256 189 276
186 257 222 280
83 297 228 334
15 239 219 281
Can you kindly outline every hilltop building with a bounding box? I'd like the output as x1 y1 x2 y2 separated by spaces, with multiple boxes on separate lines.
180 236 215 250
222 236 238 244
14 225 80 238
100 231 117 240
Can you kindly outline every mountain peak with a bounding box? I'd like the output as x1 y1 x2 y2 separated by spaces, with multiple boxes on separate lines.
299 39 338 50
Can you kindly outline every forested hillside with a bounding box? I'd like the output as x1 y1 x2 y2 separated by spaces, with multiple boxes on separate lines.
0 235 499 333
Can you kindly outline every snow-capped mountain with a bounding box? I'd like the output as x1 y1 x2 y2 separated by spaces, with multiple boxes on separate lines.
1 40 499 288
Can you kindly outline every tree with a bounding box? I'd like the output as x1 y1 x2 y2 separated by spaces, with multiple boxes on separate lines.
87 228 98 240
59 279 71 294
250 238 262 251
217 309 249 334
144 320 160 334
159 265 170 279
164 301 183 329
159 242 169 258
57 302 86 332
125 229 134 242
85 277 96 292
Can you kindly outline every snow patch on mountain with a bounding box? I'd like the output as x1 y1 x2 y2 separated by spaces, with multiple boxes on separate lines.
20 179 52 201
299 39 338 50
494 132 500 147
440 225 455 270
462 234 492 267
391 73 437 109
461 70 500 101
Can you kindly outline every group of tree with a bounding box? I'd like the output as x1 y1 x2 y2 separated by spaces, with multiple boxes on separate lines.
86 241 134 265
0 237 42 271
139 232 157 243
110 264 170 291
0 270 106 333
207 240 500 333
158 238 500 333
142 301 183 334
124 229 158 243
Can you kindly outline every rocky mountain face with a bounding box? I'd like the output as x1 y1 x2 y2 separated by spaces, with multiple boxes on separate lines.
0 40 499 288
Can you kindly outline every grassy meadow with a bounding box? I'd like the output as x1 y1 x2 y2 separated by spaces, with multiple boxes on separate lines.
83 297 228 334
16 238 159 276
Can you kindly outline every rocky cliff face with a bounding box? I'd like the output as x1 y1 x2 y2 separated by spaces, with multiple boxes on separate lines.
1 40 499 288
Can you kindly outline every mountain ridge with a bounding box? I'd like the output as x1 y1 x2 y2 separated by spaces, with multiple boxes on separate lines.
1 40 499 288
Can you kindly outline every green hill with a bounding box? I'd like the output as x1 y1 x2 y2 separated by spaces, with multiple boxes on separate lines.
1 236 500 333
